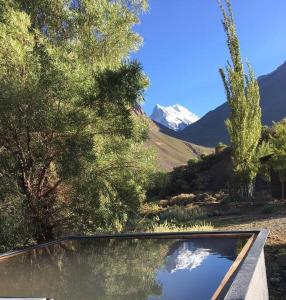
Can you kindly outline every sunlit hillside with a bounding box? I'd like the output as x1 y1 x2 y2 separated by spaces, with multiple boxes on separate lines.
147 121 213 171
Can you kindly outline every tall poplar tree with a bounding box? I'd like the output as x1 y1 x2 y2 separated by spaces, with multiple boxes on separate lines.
218 0 262 199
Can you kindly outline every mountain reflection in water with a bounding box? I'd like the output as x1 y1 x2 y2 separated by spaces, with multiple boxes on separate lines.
0 237 244 300
150 238 239 300
166 243 210 273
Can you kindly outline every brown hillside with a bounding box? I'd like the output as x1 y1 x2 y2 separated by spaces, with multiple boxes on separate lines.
147 121 212 171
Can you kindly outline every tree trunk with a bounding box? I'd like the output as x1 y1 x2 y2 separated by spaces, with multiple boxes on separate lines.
25 195 55 244
32 216 54 244
229 179 254 201
239 181 254 200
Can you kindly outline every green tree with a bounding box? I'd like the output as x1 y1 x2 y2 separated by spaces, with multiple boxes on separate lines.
218 0 262 200
269 120 286 199
0 0 154 245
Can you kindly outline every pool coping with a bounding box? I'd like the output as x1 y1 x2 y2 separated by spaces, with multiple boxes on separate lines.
0 229 269 300
222 229 269 300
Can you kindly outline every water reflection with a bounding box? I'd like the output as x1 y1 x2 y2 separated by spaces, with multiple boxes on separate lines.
0 237 244 300
150 238 239 300
165 243 210 273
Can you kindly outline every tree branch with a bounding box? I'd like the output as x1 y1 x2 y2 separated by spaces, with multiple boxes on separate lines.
40 179 62 198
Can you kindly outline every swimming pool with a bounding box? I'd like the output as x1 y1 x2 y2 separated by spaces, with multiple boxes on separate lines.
0 230 268 300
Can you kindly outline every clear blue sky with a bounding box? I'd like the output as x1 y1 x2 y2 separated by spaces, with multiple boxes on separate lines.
132 0 286 117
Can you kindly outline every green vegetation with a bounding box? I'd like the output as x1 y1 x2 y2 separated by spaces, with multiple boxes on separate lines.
0 0 157 248
218 0 262 200
215 142 227 154
269 119 286 199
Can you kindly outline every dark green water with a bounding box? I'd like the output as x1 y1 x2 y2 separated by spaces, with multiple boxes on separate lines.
0 237 244 300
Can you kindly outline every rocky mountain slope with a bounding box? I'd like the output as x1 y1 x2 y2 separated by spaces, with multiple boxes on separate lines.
178 61 286 147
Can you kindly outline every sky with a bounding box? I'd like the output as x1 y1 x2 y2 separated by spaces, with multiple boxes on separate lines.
131 0 286 117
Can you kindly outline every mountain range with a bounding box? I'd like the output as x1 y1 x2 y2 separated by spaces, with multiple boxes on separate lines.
176 61 286 147
145 60 286 169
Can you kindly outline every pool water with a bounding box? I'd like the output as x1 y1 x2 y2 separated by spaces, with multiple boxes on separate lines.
0 237 245 300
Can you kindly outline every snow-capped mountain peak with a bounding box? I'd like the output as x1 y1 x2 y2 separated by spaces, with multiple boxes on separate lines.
150 104 199 131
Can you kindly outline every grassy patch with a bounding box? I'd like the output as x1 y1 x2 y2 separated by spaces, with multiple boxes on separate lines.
140 202 163 215
159 205 206 222
150 221 214 233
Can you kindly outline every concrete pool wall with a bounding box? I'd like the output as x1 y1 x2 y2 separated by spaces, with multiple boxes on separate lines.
223 229 269 300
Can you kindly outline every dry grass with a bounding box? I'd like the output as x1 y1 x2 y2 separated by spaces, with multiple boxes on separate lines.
159 205 206 222
140 202 163 215
147 121 212 171
150 221 214 233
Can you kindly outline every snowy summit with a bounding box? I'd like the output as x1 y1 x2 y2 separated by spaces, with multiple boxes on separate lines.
150 104 199 131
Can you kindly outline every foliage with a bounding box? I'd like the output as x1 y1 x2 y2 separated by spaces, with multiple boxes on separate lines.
146 171 170 198
163 150 232 195
72 115 158 233
218 0 262 199
261 203 278 215
269 119 286 199
0 0 155 246
215 142 227 154
0 197 33 252
256 140 272 182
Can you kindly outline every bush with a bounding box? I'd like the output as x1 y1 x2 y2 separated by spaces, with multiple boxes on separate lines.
169 193 196 206
215 142 227 154
147 172 171 198
261 203 277 214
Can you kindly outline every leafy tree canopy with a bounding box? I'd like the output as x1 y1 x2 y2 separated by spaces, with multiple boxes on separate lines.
0 0 155 246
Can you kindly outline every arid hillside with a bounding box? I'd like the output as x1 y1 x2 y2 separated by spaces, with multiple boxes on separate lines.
147 121 212 170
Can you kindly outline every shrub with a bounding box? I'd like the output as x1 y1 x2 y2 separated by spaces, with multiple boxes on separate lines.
261 203 277 214
215 142 228 154
169 193 196 206
147 172 171 198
